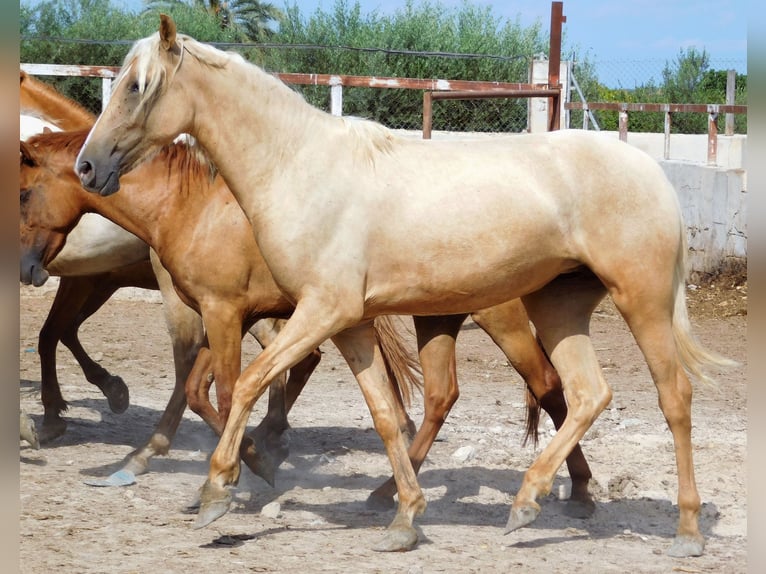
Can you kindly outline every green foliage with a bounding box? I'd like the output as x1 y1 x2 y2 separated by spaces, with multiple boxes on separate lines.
21 0 240 112
266 0 547 129
576 47 747 134
143 0 284 41
20 0 746 133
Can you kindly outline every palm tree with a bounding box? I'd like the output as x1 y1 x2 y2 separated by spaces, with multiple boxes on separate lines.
144 0 284 41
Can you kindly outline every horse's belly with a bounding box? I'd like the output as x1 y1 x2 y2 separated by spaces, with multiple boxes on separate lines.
364 246 579 316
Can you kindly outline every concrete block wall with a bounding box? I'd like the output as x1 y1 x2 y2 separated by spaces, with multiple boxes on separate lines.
660 161 747 279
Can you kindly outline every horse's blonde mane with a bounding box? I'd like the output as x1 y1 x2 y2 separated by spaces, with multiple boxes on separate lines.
121 28 397 166
341 116 396 164
122 31 244 116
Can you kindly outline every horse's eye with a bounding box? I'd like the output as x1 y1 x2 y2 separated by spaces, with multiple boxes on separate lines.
129 81 140 93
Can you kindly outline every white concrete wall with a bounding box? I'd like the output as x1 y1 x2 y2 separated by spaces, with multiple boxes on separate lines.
660 161 747 278
598 132 747 170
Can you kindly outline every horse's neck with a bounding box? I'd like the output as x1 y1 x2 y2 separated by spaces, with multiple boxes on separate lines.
20 79 94 130
192 60 328 215
89 158 216 252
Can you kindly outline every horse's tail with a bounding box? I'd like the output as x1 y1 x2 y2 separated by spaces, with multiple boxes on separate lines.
672 228 738 384
372 315 423 407
521 334 558 448
523 384 542 448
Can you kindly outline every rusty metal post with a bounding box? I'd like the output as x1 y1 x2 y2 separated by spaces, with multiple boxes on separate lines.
549 91 561 131
548 2 564 88
422 91 433 139
725 69 736 136
618 106 628 142
707 111 718 165
547 2 565 131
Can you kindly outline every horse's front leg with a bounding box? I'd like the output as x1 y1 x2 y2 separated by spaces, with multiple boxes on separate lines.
247 318 322 485
195 300 358 530
333 321 428 551
37 276 104 443
59 277 130 415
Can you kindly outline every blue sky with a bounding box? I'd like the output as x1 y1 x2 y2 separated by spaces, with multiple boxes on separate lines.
107 0 746 63
69 0 751 85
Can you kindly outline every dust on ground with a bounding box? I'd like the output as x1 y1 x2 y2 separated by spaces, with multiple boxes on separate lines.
19 278 747 573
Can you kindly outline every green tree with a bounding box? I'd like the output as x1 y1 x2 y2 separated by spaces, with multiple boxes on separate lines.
21 0 241 112
143 0 284 41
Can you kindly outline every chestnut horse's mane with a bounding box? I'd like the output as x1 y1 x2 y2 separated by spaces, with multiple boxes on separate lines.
20 70 95 127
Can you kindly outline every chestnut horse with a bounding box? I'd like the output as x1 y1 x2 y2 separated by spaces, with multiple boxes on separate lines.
19 72 322 483
24 128 594 528
76 15 733 555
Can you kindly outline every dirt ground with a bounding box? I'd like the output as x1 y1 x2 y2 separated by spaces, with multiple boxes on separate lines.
19 277 747 573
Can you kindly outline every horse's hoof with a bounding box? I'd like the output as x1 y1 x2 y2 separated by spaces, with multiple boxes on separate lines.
120 455 150 477
366 490 396 511
504 503 540 534
20 411 39 449
192 480 232 529
563 497 596 519
183 491 201 514
102 376 129 414
667 534 705 557
371 526 418 552
247 451 278 488
39 418 67 444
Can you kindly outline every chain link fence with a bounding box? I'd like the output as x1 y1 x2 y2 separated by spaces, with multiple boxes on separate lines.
22 45 746 135
243 45 533 132
569 57 747 135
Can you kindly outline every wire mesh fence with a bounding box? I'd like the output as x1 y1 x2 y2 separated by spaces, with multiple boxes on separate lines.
568 56 747 135
21 45 747 136
248 45 533 132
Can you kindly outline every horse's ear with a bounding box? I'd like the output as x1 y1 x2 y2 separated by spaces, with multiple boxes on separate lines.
159 14 177 51
43 127 52 134
20 141 37 167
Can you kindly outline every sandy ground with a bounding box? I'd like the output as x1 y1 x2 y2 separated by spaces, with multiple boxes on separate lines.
19 279 747 573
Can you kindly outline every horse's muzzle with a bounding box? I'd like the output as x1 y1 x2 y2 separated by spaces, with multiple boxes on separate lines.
76 159 121 196
20 252 50 287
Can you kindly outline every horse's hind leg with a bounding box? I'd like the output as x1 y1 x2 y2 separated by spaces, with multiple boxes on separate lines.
121 263 204 475
611 285 703 557
60 278 129 414
471 299 597 519
506 271 610 533
331 322 425 552
367 314 465 508
37 276 104 443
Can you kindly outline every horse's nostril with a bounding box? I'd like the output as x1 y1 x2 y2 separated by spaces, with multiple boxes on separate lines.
77 160 94 186
78 160 92 176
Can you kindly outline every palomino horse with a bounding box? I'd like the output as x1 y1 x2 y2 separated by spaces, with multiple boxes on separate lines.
24 129 594 517
76 15 732 555
19 73 323 483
